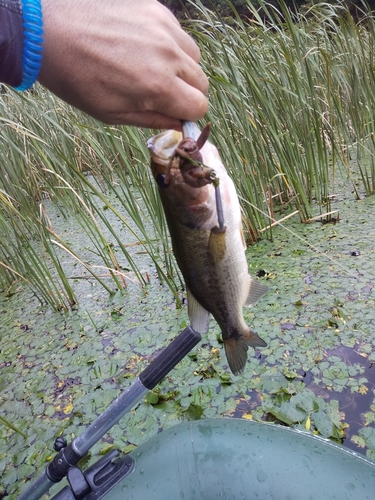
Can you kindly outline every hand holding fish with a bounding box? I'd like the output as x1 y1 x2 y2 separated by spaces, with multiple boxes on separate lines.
148 122 268 375
38 0 208 127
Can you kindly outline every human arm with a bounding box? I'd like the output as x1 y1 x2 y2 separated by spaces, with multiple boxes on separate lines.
1 0 208 128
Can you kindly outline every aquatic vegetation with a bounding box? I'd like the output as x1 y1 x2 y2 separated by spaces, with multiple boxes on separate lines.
192 0 375 230
1 183 375 498
0 88 177 309
2 2 375 496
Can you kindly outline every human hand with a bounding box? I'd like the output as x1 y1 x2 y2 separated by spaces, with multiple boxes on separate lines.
38 0 209 128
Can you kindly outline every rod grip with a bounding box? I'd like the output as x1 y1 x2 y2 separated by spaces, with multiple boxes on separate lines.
139 326 201 390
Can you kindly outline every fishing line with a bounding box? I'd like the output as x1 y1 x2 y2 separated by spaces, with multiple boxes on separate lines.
215 185 225 231
238 195 371 286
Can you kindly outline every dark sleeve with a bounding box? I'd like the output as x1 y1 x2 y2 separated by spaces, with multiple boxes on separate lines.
0 0 23 87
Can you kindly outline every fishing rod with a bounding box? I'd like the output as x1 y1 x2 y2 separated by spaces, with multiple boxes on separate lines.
17 326 202 500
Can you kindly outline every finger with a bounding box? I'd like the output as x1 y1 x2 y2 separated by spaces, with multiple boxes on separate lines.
173 29 202 63
105 110 183 129
154 0 182 27
151 76 209 122
177 56 209 96
157 6 202 63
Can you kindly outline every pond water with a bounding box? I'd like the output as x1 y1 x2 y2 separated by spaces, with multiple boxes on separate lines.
321 345 375 452
1 179 375 499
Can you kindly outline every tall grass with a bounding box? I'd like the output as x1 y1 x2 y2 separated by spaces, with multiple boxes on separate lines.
1 0 375 307
190 0 375 233
0 88 179 309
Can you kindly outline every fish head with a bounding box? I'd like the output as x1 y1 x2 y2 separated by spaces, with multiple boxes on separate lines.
147 129 217 228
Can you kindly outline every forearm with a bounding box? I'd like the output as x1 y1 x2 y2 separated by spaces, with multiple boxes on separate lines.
0 0 23 86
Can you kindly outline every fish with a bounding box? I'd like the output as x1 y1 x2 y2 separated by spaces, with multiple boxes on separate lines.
147 122 268 375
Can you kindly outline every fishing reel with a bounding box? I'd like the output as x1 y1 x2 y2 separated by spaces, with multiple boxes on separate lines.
18 326 202 500
50 442 134 500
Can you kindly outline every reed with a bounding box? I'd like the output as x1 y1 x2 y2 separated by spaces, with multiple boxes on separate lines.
1 0 375 307
190 0 375 232
0 86 183 308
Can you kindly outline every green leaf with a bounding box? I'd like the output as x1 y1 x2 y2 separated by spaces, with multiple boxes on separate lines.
186 403 204 420
313 410 334 439
266 401 306 426
351 435 366 448
145 391 159 405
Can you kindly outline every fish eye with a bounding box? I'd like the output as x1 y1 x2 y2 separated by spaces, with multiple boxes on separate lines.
156 174 168 188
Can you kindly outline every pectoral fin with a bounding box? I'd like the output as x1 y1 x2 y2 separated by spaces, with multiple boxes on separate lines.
245 276 269 306
208 226 227 263
187 287 211 333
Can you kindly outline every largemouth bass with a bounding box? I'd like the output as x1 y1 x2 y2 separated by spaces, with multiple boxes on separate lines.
147 122 267 375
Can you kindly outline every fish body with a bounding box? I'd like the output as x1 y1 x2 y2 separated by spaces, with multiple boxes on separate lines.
147 123 267 375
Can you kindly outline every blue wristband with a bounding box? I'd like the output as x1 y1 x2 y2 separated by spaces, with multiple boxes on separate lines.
15 0 44 91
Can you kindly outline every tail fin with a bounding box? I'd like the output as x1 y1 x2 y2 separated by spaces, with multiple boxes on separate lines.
224 329 267 376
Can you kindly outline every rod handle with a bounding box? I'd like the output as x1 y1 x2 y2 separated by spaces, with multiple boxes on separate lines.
139 326 201 390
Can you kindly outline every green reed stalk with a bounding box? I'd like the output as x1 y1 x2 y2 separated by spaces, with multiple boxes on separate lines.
2 0 375 306
189 0 375 229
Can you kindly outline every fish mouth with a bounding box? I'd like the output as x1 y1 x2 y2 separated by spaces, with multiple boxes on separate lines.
147 122 203 164
147 130 182 163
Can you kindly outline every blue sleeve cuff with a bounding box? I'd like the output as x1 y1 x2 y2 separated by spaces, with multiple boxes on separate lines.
14 0 44 91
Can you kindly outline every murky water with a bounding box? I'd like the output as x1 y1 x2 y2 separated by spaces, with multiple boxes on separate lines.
321 345 375 452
